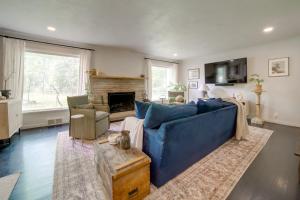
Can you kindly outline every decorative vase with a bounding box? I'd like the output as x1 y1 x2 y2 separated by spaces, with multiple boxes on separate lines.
255 84 262 93
119 130 131 150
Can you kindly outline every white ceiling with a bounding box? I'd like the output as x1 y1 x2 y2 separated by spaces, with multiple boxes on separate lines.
0 0 299 59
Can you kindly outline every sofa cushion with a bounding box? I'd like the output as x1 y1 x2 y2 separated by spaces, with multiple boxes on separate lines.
144 103 198 129
96 111 109 121
197 98 226 114
196 99 208 114
135 101 151 119
206 98 225 111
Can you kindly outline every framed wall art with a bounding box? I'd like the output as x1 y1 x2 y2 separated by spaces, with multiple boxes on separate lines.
188 68 200 79
268 57 289 77
188 81 198 89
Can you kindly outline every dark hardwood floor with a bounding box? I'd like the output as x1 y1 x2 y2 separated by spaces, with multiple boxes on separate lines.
0 125 68 200
0 123 299 200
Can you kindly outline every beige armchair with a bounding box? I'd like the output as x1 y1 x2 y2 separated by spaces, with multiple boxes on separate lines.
67 95 109 140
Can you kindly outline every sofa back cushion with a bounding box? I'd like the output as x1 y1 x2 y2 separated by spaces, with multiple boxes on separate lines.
197 98 232 114
144 103 198 129
135 101 151 119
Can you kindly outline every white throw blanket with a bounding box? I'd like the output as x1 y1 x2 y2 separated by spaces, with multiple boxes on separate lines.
120 117 144 150
222 97 249 140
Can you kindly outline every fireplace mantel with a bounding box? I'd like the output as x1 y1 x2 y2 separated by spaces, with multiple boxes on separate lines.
90 75 145 80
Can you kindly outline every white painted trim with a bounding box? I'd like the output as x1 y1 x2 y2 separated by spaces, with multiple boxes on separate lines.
21 122 69 130
22 108 68 114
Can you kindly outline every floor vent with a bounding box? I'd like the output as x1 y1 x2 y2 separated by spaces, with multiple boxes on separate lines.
48 118 63 126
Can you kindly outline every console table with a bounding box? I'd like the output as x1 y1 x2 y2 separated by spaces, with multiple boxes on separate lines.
0 99 22 143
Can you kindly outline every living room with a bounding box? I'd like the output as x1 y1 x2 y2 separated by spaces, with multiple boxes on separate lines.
0 1 299 200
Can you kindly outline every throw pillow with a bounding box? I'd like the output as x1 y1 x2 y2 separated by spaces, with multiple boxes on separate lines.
135 101 151 119
205 98 224 111
144 103 198 129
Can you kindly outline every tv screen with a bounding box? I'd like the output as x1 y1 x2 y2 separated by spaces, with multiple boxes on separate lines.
205 58 247 84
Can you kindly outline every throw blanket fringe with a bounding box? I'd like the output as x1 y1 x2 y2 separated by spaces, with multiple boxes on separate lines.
223 97 249 140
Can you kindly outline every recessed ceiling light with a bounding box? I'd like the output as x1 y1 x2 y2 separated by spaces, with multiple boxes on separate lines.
173 53 178 57
263 27 274 33
47 26 56 32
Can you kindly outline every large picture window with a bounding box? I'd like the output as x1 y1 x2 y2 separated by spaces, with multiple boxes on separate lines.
146 59 178 101
151 66 174 101
23 51 80 111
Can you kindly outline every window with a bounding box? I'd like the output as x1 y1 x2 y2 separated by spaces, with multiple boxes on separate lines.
23 51 80 111
151 66 174 101
147 60 178 101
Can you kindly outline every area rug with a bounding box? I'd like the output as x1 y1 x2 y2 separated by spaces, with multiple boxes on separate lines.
52 126 273 200
0 172 20 200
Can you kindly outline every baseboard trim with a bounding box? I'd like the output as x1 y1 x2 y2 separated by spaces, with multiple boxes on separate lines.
21 122 68 130
264 119 300 128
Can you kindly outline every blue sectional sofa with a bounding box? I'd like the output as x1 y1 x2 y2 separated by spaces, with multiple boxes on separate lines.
137 99 237 187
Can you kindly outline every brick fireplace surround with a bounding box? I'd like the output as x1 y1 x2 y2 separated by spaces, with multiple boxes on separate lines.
89 76 145 121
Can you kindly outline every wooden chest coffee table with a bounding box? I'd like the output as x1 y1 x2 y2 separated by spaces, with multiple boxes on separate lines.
94 140 151 200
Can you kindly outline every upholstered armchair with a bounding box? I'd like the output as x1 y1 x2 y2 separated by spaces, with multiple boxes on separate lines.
67 95 109 140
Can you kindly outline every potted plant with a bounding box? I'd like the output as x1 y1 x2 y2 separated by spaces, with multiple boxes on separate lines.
249 74 264 92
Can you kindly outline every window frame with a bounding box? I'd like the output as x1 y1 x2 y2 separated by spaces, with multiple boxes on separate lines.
22 44 83 112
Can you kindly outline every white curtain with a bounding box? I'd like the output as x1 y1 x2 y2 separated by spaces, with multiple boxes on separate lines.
79 50 92 95
2 38 25 100
145 59 153 100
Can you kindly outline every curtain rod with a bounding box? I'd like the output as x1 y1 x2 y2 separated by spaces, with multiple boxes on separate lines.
144 57 179 64
0 34 95 51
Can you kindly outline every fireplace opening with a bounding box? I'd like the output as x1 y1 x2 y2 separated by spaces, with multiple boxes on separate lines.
108 92 135 113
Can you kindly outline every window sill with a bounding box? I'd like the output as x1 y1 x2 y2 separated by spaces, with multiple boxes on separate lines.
22 108 69 114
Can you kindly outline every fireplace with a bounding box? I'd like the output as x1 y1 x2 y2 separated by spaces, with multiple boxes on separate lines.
108 92 135 113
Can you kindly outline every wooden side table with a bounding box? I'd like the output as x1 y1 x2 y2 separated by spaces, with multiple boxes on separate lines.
70 114 85 144
94 140 151 200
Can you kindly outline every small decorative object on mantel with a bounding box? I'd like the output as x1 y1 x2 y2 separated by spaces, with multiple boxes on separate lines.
268 57 289 77
119 130 131 150
140 74 145 78
87 68 96 76
96 70 106 76
188 68 200 80
249 74 265 125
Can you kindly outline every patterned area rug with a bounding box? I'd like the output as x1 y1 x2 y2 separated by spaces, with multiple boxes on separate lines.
52 126 273 200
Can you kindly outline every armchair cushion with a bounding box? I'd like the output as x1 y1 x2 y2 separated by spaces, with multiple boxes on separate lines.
96 111 109 121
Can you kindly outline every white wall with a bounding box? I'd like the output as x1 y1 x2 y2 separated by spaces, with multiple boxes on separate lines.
179 36 300 127
91 46 145 77
0 37 3 89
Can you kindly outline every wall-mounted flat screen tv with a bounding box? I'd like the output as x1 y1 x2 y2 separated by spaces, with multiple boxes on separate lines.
205 58 247 85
